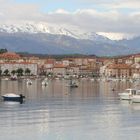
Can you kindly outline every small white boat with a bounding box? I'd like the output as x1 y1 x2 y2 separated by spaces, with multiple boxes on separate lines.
41 77 48 86
132 95 140 103
131 90 140 103
1 93 25 103
118 89 137 100
26 79 32 85
69 80 79 88
90 78 95 82
3 78 9 81
42 80 48 86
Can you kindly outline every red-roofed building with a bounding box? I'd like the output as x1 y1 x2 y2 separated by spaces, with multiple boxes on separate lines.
0 52 21 60
104 64 133 78
53 64 67 75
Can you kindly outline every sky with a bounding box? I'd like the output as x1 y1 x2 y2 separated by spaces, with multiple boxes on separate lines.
0 0 140 40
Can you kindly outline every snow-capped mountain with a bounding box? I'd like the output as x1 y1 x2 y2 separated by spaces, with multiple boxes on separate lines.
0 22 139 56
0 23 108 42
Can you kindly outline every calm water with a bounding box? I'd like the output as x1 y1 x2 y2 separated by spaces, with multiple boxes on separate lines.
0 79 140 140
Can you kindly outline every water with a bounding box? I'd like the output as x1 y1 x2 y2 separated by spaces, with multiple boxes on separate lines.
0 79 140 140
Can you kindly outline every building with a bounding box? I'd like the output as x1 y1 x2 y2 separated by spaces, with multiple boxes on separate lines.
131 63 140 79
105 64 132 78
134 54 140 63
66 65 80 75
0 62 38 75
53 64 67 76
0 52 23 62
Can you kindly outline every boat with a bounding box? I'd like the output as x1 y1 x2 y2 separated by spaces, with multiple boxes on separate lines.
26 79 32 85
10 75 17 81
118 89 137 100
69 80 79 88
131 90 140 103
1 93 25 103
3 78 9 81
90 78 95 82
41 79 48 86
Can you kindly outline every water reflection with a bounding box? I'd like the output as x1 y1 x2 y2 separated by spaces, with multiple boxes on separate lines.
0 79 139 140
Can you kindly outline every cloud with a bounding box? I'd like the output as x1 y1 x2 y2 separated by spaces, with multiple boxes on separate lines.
102 0 140 9
50 9 70 14
0 0 43 23
45 9 140 35
0 0 139 39
77 0 140 9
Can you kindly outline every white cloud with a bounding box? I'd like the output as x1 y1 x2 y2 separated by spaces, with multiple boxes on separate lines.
0 0 43 23
53 9 70 14
97 32 136 40
102 1 140 9
78 0 140 9
45 9 140 35
0 0 139 39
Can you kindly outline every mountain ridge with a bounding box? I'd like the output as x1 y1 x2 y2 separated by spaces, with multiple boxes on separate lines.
0 23 139 56
0 23 111 42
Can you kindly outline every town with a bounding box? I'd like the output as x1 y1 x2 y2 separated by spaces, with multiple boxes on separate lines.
0 49 140 80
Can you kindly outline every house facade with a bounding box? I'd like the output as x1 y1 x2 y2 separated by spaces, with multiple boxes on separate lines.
0 62 38 75
105 64 132 78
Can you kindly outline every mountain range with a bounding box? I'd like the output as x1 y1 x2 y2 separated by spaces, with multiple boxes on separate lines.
0 23 139 56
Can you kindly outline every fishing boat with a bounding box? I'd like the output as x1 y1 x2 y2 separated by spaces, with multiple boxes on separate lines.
1 93 25 103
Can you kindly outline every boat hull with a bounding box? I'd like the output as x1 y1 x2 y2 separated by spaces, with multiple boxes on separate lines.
70 85 78 88
27 82 32 85
2 94 25 103
42 81 48 86
132 96 140 103
2 96 23 102
119 94 131 100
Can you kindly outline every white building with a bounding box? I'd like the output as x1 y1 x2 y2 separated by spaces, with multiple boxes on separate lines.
0 62 38 75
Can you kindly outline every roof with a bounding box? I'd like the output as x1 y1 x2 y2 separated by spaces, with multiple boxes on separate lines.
0 62 37 65
0 52 20 59
54 64 67 68
107 64 131 69
134 54 140 57
45 59 55 64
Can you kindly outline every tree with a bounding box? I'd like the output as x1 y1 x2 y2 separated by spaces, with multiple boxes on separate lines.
0 48 8 54
4 69 9 76
16 68 24 76
25 68 31 76
11 70 16 76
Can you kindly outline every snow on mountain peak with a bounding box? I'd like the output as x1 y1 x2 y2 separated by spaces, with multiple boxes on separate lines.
0 22 108 41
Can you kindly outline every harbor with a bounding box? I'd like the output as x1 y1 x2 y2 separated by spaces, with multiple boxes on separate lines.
0 0 139 139
0 79 140 140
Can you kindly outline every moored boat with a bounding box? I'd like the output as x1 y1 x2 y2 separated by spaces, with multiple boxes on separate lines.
69 80 79 88
41 77 48 86
1 93 25 103
11 75 17 81
26 79 32 85
42 80 48 86
131 90 140 103
118 89 137 100
132 95 140 103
